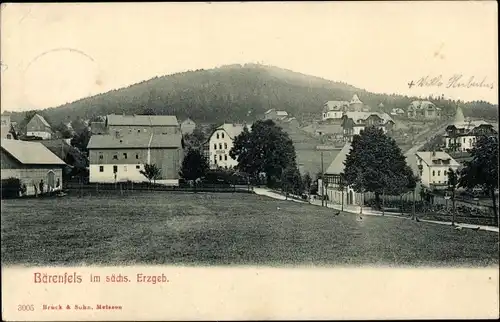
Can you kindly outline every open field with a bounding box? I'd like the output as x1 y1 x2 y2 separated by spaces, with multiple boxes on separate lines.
1 192 498 267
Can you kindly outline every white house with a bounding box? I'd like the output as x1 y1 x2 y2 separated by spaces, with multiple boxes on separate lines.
390 108 405 116
264 109 289 121
86 133 183 185
341 112 395 142
443 106 497 153
322 101 349 121
207 123 251 169
180 118 196 135
415 151 460 190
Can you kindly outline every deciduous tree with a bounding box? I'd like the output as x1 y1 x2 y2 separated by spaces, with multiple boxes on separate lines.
140 164 162 184
459 135 499 226
342 126 415 210
179 148 209 182
230 120 297 187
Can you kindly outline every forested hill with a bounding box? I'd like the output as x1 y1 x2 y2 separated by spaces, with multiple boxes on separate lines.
6 64 499 124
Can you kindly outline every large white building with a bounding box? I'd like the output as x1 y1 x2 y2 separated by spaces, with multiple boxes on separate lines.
415 151 460 190
341 112 395 142
444 106 497 153
206 123 251 169
322 101 349 121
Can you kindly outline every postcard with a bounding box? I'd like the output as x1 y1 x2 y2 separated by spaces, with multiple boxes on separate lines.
1 1 499 321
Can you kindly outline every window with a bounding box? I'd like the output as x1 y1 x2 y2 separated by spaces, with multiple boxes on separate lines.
138 129 141 133
144 128 147 132
6 134 12 139
214 156 217 164
432 170 435 176
124 166 128 172
463 138 465 143
136 165 140 169
113 154 118 160
99 154 103 160
123 153 128 159
444 171 447 176
219 143 222 149
224 154 227 161
224 143 227 149
214 144 217 150
217 133 219 139
113 166 118 173
222 133 225 139
136 154 139 159
99 166 104 172
437 170 441 176
219 155 222 161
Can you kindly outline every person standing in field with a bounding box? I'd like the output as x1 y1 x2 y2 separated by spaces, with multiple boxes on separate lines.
39 179 44 194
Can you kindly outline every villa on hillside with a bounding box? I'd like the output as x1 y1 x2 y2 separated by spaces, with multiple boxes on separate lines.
415 151 460 190
86 132 183 185
341 112 395 142
443 106 497 153
319 143 363 205
322 101 349 121
264 109 289 121
26 114 53 140
407 100 442 120
390 108 405 116
205 123 252 169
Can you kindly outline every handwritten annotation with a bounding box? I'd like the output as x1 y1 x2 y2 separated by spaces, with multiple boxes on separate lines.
408 74 494 90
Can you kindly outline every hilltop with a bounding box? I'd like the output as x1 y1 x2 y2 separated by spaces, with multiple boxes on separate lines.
5 64 498 124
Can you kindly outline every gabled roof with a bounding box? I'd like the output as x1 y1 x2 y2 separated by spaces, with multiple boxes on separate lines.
325 143 352 175
87 133 182 149
106 114 179 127
324 101 349 111
28 114 51 128
343 112 394 124
1 139 66 165
181 118 196 125
408 100 436 110
350 94 362 105
415 151 460 167
448 120 493 131
215 123 252 139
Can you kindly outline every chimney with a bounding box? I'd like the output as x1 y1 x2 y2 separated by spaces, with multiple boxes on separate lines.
115 130 120 139
432 150 436 157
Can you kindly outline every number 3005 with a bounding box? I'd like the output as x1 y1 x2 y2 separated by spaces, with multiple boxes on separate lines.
18 305 35 311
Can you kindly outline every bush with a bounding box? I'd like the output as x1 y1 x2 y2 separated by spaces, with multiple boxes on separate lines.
1 177 22 199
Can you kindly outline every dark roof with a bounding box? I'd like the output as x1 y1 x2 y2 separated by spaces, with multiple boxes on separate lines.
1 139 66 165
106 114 179 127
87 133 182 149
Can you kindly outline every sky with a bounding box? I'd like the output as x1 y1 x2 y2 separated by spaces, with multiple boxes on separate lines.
1 2 498 112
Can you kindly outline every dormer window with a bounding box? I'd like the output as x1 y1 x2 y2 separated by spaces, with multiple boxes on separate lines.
222 133 225 139
216 133 219 139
